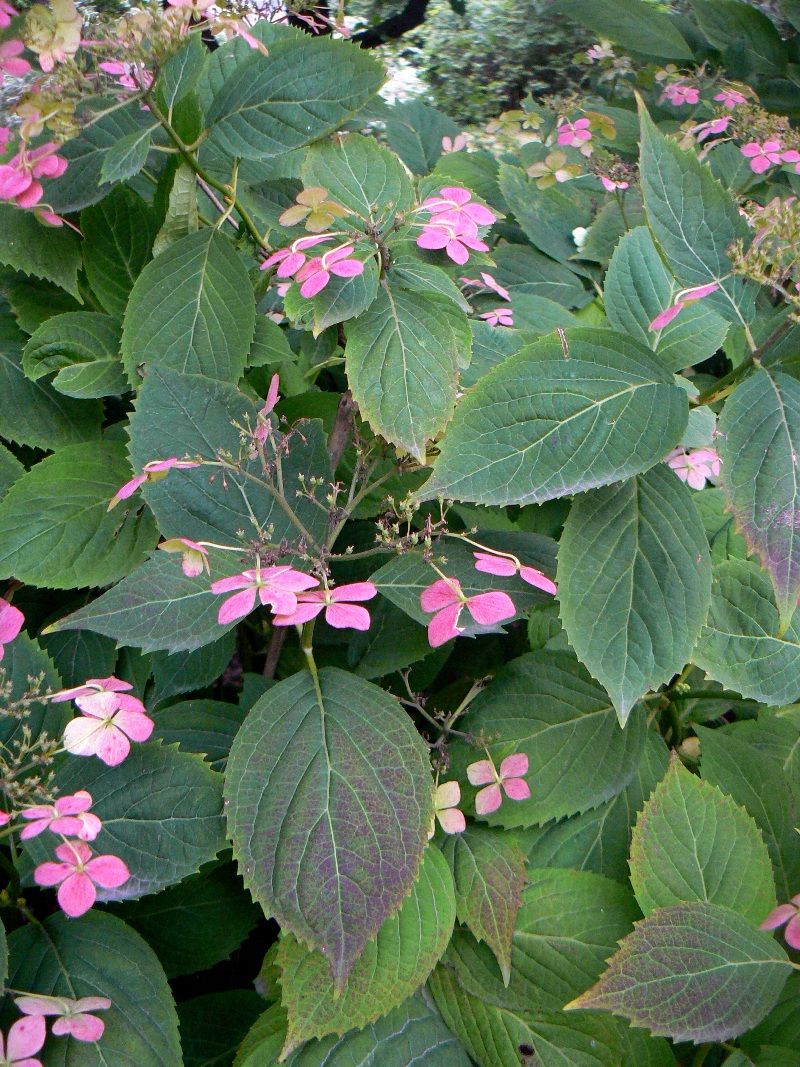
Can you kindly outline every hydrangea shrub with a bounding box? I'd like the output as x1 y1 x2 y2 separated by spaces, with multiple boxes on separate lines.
0 0 799 1063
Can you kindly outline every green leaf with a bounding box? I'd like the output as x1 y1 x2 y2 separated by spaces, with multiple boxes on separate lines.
690 0 786 72
122 230 255 383
345 284 471 461
179 991 265 1067
0 440 23 501
604 227 729 371
156 35 208 113
697 722 800 901
441 826 527 986
630 756 776 923
284 255 380 335
150 631 236 705
0 633 67 749
492 242 588 308
510 293 577 334
153 162 199 257
694 559 800 706
498 164 589 263
696 487 750 565
82 187 156 317
302 134 414 221
388 254 471 313
521 730 670 882
128 366 330 546
276 847 455 1055
208 31 384 160
46 102 157 213
638 102 754 325
0 205 81 298
0 918 6 987
22 311 121 380
457 651 648 827
558 464 712 724
8 911 182 1066
347 598 432 679
0 442 157 589
225 667 434 989
567 902 791 1043
113 863 260 978
719 368 800 631
554 0 692 58
151 699 245 768
48 548 239 654
23 742 225 900
100 126 154 185
53 358 129 398
39 629 116 689
462 321 525 388
742 974 800 1060
235 1004 286 1067
383 100 459 175
422 328 688 506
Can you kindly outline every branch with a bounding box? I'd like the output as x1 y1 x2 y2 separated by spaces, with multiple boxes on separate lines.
353 0 431 47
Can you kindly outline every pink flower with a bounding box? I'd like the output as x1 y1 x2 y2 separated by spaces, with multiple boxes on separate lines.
0 40 30 83
16 996 111 1044
0 1015 45 1067
34 840 129 918
0 812 10 828
98 60 152 92
480 307 513 327
211 566 319 625
760 894 800 950
272 581 377 631
781 149 800 165
556 118 592 147
108 456 200 510
0 0 17 28
420 577 515 648
473 551 557 595
417 218 489 266
690 116 731 142
63 691 153 766
461 272 510 301
260 235 331 279
50 676 132 703
158 537 209 577
295 245 365 298
441 133 467 153
0 597 23 660
600 175 629 192
662 83 700 106
741 140 783 174
261 373 280 416
714 88 747 109
429 781 465 837
649 281 720 331
421 186 496 228
467 753 530 815
20 790 101 842
665 447 721 490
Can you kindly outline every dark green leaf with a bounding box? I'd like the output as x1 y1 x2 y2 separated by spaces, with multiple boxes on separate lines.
179 991 265 1067
0 204 81 298
0 633 67 749
22 312 121 381
81 187 156 317
99 127 154 185
499 164 589 263
302 134 414 220
555 0 692 58
151 699 245 768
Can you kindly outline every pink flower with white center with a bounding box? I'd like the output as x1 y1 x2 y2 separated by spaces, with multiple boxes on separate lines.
467 753 530 815
16 996 111 1044
741 140 783 174
0 597 23 660
556 118 592 148
428 781 465 837
50 676 132 703
600 175 629 192
422 186 496 228
441 133 467 153
108 456 200 510
0 1015 45 1067
473 551 557 595
295 245 365 298
714 88 747 109
480 307 514 328
0 40 30 83
20 790 101 842
649 281 720 331
690 116 731 142
272 581 377 631
460 272 510 301
760 894 800 951
63 692 153 766
665 447 721 490
417 218 489 266
420 577 516 648
211 566 319 625
157 537 209 577
34 840 129 917
0 0 17 28
662 83 700 106
260 234 332 279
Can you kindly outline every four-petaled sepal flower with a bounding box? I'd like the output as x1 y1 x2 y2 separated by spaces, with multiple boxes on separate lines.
34 840 129 917
467 754 530 815
429 781 465 837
